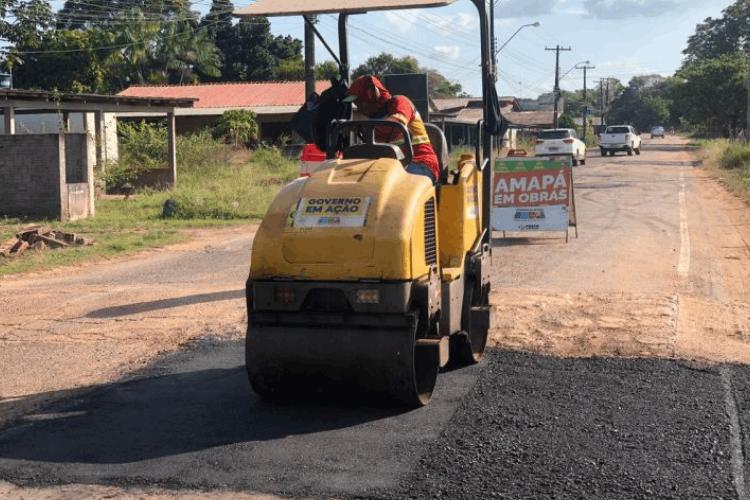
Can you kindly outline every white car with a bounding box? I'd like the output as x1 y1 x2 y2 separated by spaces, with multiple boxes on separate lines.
600 125 642 156
534 128 587 166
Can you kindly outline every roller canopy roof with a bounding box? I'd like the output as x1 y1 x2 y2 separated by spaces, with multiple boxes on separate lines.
235 0 455 17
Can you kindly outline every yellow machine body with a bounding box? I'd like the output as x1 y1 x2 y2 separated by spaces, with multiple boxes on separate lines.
251 157 434 282
250 156 483 284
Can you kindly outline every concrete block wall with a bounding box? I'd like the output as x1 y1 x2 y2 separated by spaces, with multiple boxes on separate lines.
0 134 65 218
0 133 95 220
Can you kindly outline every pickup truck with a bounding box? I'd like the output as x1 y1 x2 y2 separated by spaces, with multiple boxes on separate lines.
599 125 641 157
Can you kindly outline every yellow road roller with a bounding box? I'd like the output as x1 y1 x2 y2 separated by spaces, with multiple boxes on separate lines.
236 0 502 406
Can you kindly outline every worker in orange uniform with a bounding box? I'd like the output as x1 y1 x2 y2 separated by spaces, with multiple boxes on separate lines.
343 75 440 184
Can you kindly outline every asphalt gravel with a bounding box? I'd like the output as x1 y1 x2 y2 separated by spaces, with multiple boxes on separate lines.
0 341 745 499
372 351 739 500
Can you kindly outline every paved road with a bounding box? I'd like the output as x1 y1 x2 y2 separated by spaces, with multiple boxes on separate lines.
2 138 750 499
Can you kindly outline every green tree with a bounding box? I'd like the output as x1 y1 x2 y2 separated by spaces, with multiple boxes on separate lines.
203 14 303 82
315 60 340 80
214 110 259 147
155 20 222 83
0 0 17 42
199 0 233 40
671 53 748 137
109 8 162 86
608 75 674 131
557 113 577 129
274 57 304 81
57 0 193 29
11 28 117 92
352 53 420 80
426 69 463 98
4 0 53 44
683 0 750 63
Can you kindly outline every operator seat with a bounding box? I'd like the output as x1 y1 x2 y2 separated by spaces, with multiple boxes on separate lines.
425 123 449 182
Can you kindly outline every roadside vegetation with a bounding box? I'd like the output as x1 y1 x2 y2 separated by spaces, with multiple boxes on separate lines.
698 140 750 203
0 120 297 277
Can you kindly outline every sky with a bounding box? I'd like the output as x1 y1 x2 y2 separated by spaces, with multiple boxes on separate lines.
260 0 730 98
45 0 730 98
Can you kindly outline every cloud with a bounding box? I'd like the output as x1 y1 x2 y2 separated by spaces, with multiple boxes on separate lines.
434 45 461 60
382 11 416 33
382 9 477 35
495 0 561 18
582 0 697 19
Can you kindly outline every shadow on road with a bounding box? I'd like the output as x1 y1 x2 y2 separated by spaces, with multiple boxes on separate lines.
0 350 403 465
492 236 565 247
643 142 699 152
86 289 245 318
604 159 701 168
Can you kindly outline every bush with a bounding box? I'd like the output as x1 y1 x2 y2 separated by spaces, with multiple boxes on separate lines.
719 142 750 170
118 120 167 171
100 160 139 193
177 130 233 172
213 110 259 147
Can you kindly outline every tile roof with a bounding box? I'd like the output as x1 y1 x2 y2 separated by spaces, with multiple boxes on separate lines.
118 81 330 110
503 110 556 128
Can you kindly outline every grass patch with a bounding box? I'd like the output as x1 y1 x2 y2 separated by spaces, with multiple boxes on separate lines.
697 139 750 201
169 146 297 219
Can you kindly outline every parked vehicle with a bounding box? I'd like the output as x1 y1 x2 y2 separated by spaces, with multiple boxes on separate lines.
534 128 587 166
650 126 665 139
600 125 641 156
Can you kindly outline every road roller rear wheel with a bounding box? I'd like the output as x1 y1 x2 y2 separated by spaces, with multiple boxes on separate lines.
450 279 490 366
245 311 439 407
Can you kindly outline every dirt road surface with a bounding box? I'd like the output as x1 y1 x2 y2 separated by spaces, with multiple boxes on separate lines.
0 227 254 426
2 137 750 499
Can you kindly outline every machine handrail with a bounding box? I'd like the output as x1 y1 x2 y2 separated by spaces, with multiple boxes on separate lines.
327 119 414 165
475 119 484 166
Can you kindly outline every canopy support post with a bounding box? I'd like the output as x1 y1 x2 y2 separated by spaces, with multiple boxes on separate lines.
338 14 350 83
471 0 493 245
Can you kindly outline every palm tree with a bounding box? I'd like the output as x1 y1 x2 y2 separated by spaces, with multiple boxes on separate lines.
112 8 161 85
156 20 222 84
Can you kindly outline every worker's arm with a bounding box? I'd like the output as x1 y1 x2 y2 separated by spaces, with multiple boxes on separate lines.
375 107 411 143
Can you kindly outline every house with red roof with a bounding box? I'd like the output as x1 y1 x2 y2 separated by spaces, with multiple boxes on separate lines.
118 80 330 142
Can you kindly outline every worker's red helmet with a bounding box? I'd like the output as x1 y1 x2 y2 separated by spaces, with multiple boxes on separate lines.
344 75 392 105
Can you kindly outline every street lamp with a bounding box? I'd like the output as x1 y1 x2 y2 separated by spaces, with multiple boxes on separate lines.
494 21 540 57
560 60 590 81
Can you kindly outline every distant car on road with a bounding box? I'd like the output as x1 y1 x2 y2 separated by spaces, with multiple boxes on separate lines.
599 125 642 157
650 126 665 139
534 128 587 166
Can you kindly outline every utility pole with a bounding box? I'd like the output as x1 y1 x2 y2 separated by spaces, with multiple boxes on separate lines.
577 62 595 141
606 79 610 126
746 46 749 143
599 78 609 128
546 45 572 128
304 15 317 101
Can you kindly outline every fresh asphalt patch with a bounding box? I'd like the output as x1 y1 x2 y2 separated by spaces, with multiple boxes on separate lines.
0 338 481 497
0 341 744 499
